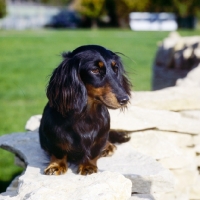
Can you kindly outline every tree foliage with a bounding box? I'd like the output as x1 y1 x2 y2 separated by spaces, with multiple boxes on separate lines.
73 0 105 19
112 0 200 27
114 0 150 21
40 0 72 6
25 0 199 27
172 0 200 17
0 0 6 18
39 0 200 27
73 0 106 28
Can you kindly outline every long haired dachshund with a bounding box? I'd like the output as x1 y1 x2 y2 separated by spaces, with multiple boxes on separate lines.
39 45 131 175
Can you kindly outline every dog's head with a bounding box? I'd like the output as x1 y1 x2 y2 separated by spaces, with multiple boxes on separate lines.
47 45 132 116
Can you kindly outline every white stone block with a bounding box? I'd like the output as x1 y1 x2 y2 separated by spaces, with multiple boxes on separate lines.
25 115 42 131
129 130 182 160
0 132 174 199
130 87 200 111
110 106 200 134
158 131 193 147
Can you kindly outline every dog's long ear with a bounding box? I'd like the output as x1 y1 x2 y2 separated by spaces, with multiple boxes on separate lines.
47 55 87 116
121 72 132 97
115 55 132 97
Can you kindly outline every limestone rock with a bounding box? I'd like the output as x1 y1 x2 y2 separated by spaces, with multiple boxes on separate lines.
128 130 195 170
171 167 199 190
110 106 200 134
0 132 174 199
130 87 200 111
189 178 200 200
25 115 42 131
130 193 179 200
156 131 193 148
25 106 200 135
193 134 200 145
176 63 200 88
129 130 182 160
0 132 132 200
158 155 196 170
196 155 200 166
98 143 174 194
129 194 155 200
180 110 200 121
159 147 197 171
109 108 155 131
1 169 131 200
195 144 200 153
152 34 200 90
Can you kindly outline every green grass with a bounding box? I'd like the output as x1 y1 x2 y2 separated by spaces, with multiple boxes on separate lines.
0 28 200 193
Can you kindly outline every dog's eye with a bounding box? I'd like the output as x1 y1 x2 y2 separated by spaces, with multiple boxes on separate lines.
91 68 100 74
113 66 118 74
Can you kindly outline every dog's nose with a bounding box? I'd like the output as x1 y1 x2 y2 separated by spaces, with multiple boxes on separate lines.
118 96 129 105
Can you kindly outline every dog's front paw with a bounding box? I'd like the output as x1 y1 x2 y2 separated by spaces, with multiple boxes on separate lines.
101 143 116 157
44 162 67 175
78 163 97 175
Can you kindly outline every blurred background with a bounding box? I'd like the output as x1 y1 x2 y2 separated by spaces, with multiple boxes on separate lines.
0 0 200 193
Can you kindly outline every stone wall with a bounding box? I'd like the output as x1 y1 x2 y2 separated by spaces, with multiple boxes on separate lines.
152 32 200 90
0 37 200 200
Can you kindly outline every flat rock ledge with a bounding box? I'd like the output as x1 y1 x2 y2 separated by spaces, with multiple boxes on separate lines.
0 132 174 200
1 34 200 200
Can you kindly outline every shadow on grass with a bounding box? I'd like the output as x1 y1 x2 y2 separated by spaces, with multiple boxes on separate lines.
0 170 23 193
0 149 24 194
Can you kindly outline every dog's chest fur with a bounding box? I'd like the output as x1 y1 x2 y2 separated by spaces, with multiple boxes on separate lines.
40 103 110 163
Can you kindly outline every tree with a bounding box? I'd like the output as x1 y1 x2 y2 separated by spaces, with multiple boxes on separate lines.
104 0 118 27
73 0 106 28
147 0 173 12
0 0 6 18
113 0 150 27
172 0 200 17
171 0 200 28
40 0 72 5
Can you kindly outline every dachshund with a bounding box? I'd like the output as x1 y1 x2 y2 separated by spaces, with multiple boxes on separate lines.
39 45 132 175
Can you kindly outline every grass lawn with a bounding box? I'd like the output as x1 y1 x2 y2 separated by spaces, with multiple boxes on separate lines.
0 28 199 192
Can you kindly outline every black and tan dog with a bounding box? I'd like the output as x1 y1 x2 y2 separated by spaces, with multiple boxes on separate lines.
39 45 131 175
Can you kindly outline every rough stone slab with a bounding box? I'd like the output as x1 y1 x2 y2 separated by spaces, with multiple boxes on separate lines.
98 143 174 194
129 194 155 200
0 132 132 200
180 110 200 121
129 130 182 160
176 63 200 88
193 134 200 145
128 130 195 170
109 108 155 132
158 155 196 170
130 193 176 200
196 155 200 166
25 107 200 135
158 147 197 170
1 169 131 200
129 192 186 200
157 131 193 147
0 132 174 199
109 106 200 134
152 34 200 90
195 144 200 153
130 87 200 111
25 115 41 131
189 178 200 200
171 167 199 190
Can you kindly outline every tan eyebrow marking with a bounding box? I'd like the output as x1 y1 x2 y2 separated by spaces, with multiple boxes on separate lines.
98 61 104 68
111 61 116 67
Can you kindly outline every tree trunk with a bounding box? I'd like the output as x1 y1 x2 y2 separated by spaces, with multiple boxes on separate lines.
91 19 98 29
